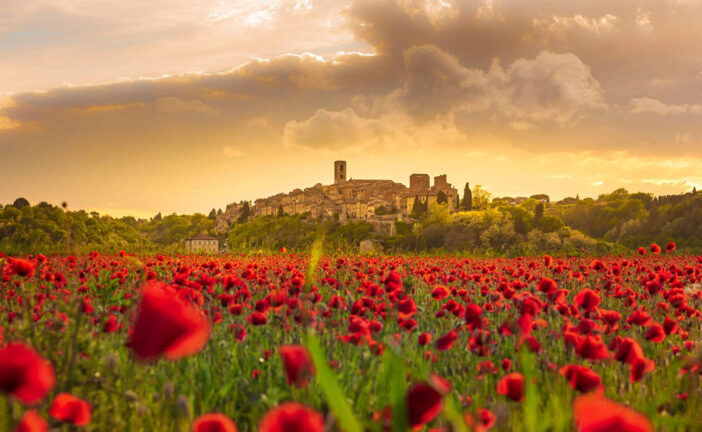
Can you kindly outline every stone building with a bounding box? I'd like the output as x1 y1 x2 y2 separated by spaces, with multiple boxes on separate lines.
184 234 219 253
227 161 461 226
404 174 460 213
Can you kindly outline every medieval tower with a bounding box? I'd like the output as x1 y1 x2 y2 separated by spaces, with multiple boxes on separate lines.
334 160 347 184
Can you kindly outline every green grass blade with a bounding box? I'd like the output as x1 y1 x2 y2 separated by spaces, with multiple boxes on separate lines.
305 330 363 432
380 348 408 432
521 346 539 432
443 395 469 432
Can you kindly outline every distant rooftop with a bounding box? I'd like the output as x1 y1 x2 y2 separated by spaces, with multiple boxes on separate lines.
188 234 218 240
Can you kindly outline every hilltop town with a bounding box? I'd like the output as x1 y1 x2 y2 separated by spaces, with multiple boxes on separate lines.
215 161 462 236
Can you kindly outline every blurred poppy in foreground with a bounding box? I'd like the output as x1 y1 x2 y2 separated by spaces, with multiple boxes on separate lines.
573 393 652 432
279 345 315 388
49 393 91 426
14 410 48 432
406 381 444 429
497 373 525 402
258 402 324 432
192 413 237 432
128 281 211 361
0 343 55 405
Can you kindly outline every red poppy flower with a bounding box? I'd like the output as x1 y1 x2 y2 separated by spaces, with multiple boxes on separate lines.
644 323 665 343
15 409 48 432
465 304 483 330
613 337 645 364
629 356 655 383
497 373 525 402
663 316 678 335
544 255 554 267
537 278 558 294
49 393 91 426
464 408 496 432
573 393 652 432
279 345 315 388
192 413 237 432
574 289 601 311
397 297 417 319
436 330 458 351
559 365 603 393
248 312 268 326
406 381 444 429
431 285 449 300
128 281 211 361
428 373 451 395
418 332 432 346
650 243 661 254
259 402 324 432
103 315 118 333
10 258 35 278
0 343 55 405
665 242 676 252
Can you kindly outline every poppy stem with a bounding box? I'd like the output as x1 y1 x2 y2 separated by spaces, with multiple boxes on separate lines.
1 396 10 431
61 299 84 391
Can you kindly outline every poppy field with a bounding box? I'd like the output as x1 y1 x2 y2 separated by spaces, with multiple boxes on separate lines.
2 246 702 431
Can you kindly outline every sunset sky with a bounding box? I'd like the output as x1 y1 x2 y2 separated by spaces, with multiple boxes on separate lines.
2 0 702 218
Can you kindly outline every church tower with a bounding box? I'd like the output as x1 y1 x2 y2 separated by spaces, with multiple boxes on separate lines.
334 160 346 184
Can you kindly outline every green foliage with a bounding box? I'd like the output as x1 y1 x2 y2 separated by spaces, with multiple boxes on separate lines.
0 202 214 254
471 185 491 210
537 215 565 233
4 188 702 255
226 215 376 253
13 197 30 209
556 188 702 252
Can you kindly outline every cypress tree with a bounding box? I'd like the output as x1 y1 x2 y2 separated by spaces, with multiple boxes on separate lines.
461 183 472 211
535 202 544 225
238 201 251 223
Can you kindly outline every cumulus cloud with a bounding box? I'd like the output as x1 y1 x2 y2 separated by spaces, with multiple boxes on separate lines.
348 0 702 103
283 108 394 149
386 45 604 123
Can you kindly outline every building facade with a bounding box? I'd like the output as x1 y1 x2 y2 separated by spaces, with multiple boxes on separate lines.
215 161 462 230
184 234 219 253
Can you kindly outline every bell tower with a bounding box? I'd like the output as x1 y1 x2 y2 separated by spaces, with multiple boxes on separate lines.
334 160 346 184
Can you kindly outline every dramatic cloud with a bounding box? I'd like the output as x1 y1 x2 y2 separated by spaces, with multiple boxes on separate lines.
386 45 603 123
284 108 393 150
1 0 702 214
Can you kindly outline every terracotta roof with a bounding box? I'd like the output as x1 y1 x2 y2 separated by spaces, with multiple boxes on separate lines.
189 234 218 240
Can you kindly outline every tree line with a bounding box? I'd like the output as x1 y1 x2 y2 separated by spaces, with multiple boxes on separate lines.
1 186 700 255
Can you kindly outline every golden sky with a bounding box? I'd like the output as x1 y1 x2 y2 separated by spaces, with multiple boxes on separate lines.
2 0 702 217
